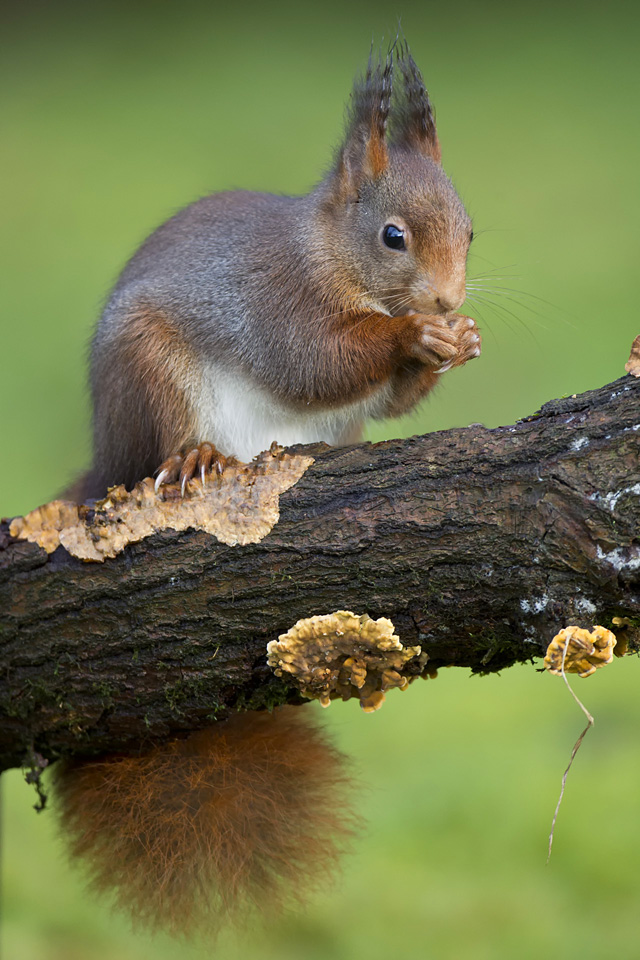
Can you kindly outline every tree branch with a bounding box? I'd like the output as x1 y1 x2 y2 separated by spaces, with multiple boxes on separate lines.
1 375 639 773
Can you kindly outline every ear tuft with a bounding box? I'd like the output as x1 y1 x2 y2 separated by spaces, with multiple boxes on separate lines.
390 42 441 163
333 47 394 200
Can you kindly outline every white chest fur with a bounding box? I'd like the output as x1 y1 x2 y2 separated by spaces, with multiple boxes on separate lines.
193 364 389 461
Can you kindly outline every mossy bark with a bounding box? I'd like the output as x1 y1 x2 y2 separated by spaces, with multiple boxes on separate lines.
1 375 639 772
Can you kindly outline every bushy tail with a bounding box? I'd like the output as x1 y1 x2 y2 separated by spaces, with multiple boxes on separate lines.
52 707 356 936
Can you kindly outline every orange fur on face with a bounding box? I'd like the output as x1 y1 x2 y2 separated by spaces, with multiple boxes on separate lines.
52 707 356 936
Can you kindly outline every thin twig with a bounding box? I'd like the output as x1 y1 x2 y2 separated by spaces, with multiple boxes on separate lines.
546 639 595 863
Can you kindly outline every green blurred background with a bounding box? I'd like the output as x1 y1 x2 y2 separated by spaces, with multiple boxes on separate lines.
2 1 639 957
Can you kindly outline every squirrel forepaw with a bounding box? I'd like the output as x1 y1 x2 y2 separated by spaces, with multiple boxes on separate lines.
435 314 481 374
408 313 480 372
154 442 232 496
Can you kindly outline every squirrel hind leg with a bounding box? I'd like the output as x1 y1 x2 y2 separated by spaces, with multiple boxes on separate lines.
51 707 357 937
154 441 235 496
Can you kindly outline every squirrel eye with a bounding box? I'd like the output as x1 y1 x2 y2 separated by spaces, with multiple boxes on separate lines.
382 224 406 251
469 229 474 243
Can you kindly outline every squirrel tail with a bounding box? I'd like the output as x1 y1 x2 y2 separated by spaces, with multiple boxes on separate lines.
52 707 356 936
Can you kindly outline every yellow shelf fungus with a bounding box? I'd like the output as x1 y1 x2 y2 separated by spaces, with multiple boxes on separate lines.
267 610 427 711
544 625 617 678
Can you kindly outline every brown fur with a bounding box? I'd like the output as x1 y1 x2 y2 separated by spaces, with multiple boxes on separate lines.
366 127 389 180
283 307 470 409
52 708 356 936
314 309 476 418
110 307 198 458
88 307 199 496
383 311 480 417
387 363 440 419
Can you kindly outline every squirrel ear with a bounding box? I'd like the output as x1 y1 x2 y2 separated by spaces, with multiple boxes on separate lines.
390 44 441 164
331 51 393 202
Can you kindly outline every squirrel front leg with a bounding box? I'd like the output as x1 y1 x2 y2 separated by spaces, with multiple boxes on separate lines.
385 312 481 418
86 306 215 498
293 308 480 407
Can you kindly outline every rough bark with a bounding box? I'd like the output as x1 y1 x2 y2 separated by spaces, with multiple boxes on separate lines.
1 375 639 773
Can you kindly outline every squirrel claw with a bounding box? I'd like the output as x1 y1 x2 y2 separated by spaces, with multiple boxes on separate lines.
154 455 183 493
155 443 229 497
444 313 482 369
435 360 454 374
412 313 481 372
154 471 168 493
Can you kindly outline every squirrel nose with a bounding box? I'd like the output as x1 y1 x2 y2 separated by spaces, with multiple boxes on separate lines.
436 288 466 312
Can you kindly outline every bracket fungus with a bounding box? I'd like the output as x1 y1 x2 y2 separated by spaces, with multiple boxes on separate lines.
625 334 640 377
544 625 617 678
266 610 428 712
9 445 313 560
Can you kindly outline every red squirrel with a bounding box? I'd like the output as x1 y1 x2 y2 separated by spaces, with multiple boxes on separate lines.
54 44 480 935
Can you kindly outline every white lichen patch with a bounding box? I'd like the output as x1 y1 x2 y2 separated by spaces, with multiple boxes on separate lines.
609 385 632 399
596 544 640 573
9 446 314 562
521 594 598 621
574 597 597 616
267 610 427 712
520 595 551 615
570 436 590 452
590 483 640 513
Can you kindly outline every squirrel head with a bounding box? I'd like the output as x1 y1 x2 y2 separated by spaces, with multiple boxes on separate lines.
317 44 472 317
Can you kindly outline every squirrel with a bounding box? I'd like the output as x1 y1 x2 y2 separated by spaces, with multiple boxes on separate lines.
53 43 480 936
